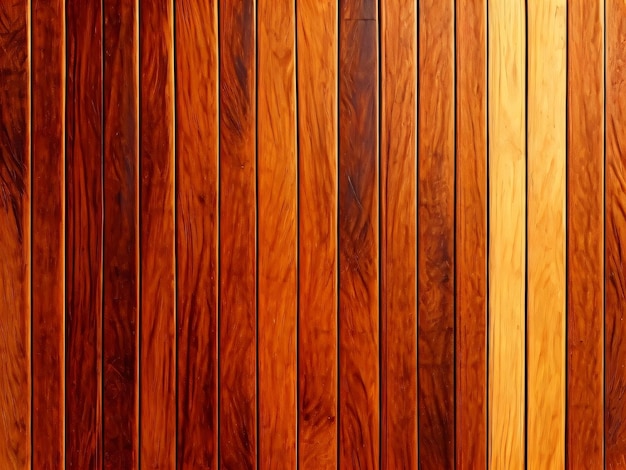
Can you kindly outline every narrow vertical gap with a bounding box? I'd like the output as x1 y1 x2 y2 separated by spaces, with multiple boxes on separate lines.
523 1 529 468
28 0 34 462
602 0 607 466
171 0 178 466
137 0 142 465
100 0 106 467
376 0 383 468
254 0 260 467
452 0 458 466
336 0 341 467
216 0 222 467
564 1 569 467
484 0 490 467
416 0 421 463
61 1 67 466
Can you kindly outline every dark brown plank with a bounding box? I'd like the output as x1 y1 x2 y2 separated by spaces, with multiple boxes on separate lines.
0 1 30 467
418 0 455 467
380 0 418 468
139 0 175 467
175 0 219 468
66 0 103 467
567 0 604 467
606 0 626 467
296 0 338 468
32 0 65 467
257 0 297 467
455 0 487 467
219 0 257 467
338 0 379 467
103 0 139 467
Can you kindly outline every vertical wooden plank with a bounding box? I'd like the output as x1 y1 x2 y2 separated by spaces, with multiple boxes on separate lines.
103 0 139 467
257 0 297 467
488 0 526 467
66 0 103 467
338 0 379 467
219 0 257 467
526 1 567 467
175 1 219 468
455 0 487 467
297 1 338 468
0 1 30 467
417 0 455 466
567 0 604 467
380 0 417 468
606 0 626 467
32 0 65 467
139 0 175 467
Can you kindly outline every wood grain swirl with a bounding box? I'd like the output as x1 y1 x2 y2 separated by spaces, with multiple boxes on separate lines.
0 1 31 467
219 1 257 468
175 0 219 468
380 0 417 468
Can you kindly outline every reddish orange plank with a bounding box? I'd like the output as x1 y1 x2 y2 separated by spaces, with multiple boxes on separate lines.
103 0 139 467
257 0 297 467
455 0 487 467
0 1 30 467
418 0 455 466
338 0 379 467
65 0 103 467
567 0 604 467
139 0 176 467
175 0 219 468
380 0 418 468
296 1 338 468
219 0 257 467
32 0 65 467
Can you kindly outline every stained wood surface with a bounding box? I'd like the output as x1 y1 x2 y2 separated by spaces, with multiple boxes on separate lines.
31 0 65 468
418 0 455 467
175 0 219 468
103 0 139 467
488 0 526 467
65 1 103 467
296 1 338 468
380 0 417 468
219 1 257 468
606 0 626 467
139 0 176 467
0 1 30 467
455 0 487 467
338 0 379 467
567 0 605 468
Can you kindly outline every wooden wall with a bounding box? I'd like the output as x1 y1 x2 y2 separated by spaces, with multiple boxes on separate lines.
0 0 619 468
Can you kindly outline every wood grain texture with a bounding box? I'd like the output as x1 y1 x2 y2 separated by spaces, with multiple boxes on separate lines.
219 0 257 467
380 0 417 468
257 0 297 467
65 0 103 467
139 0 175 467
32 0 65 467
338 0 379 467
103 0 139 467
175 1 219 468
296 1 338 468
526 1 567 468
567 0 604 467
0 1 30 467
455 0 487 467
488 0 526 467
606 0 626 467
417 0 455 467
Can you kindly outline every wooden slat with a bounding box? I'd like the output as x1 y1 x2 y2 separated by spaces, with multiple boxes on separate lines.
487 0 526 467
606 0 626 466
455 0 487 467
380 0 417 468
417 0 455 466
526 1 567 467
32 0 65 467
0 1 31 467
65 0 103 467
175 0 219 467
338 0 379 467
296 1 338 467
567 0 604 467
219 0 257 467
103 0 139 467
139 0 175 467
257 0 297 467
